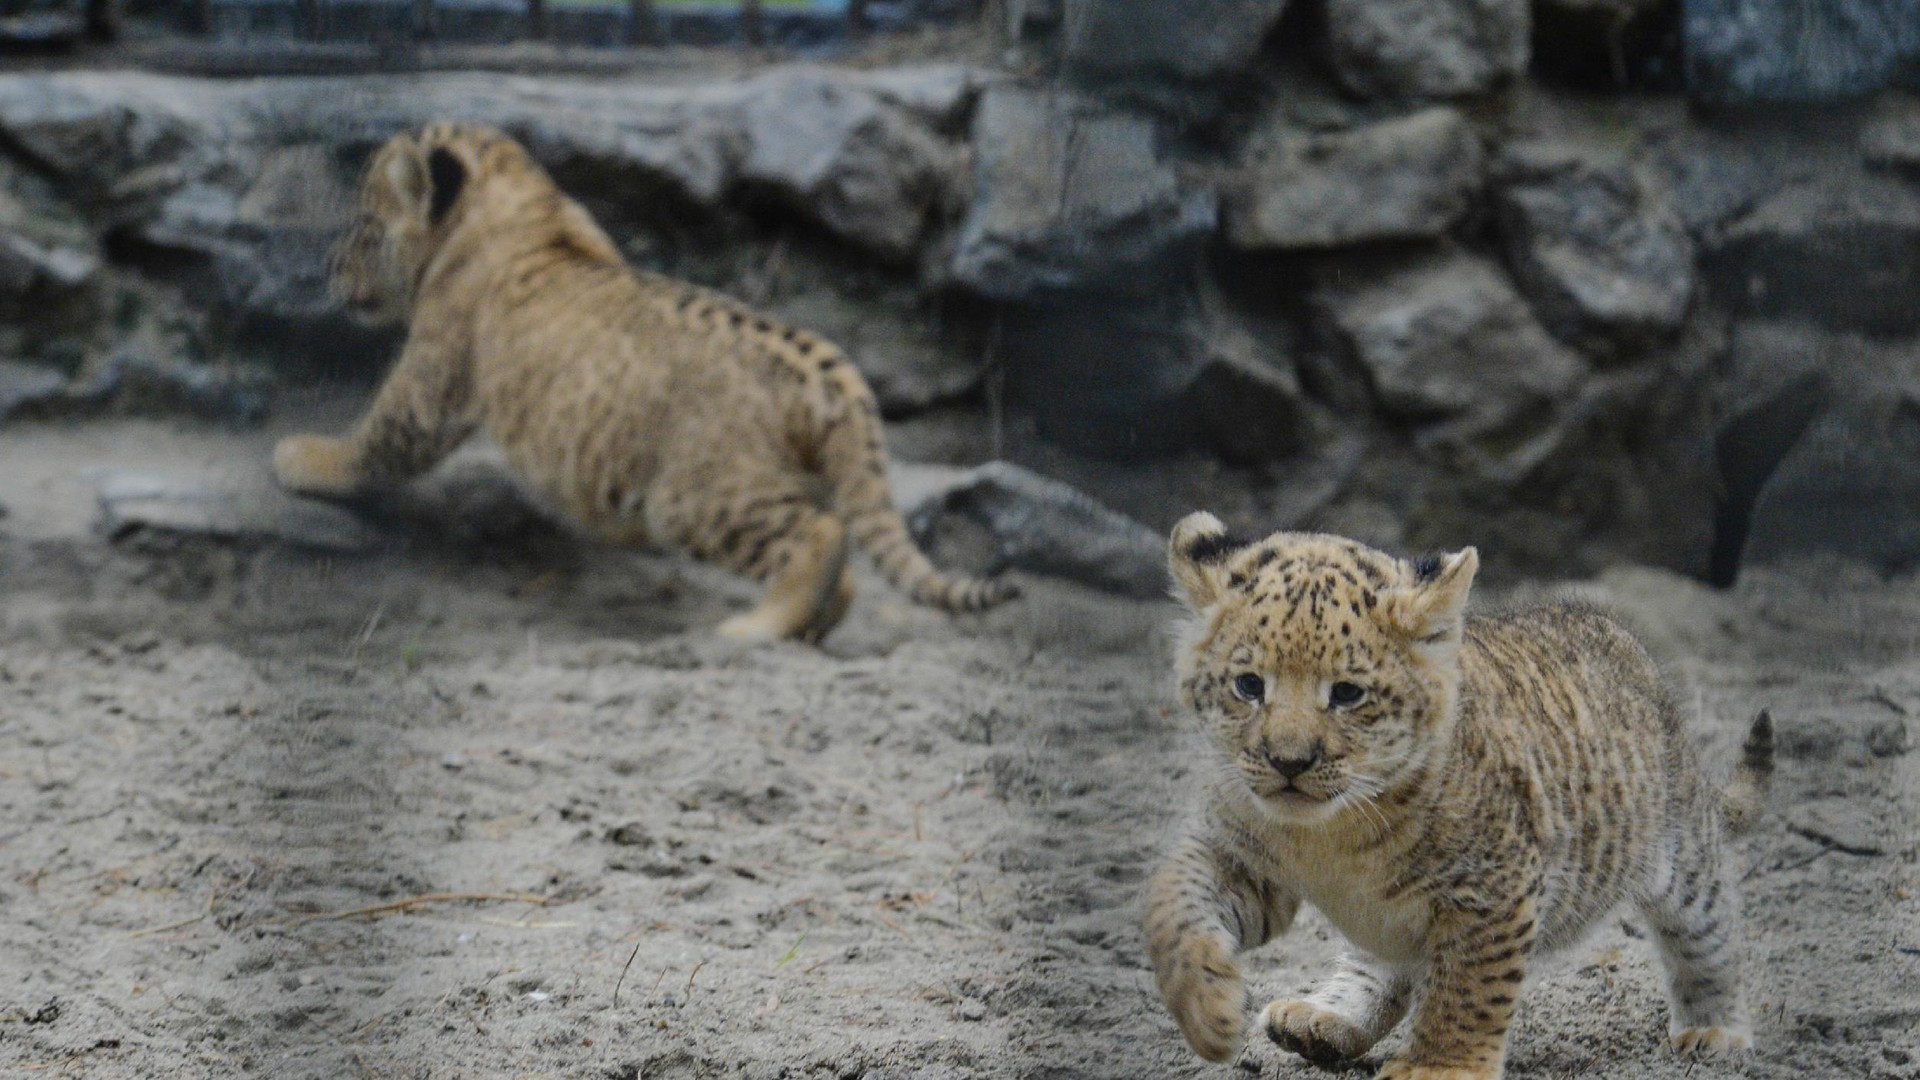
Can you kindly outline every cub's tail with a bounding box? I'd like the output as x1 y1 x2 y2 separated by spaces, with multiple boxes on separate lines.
812 356 1018 613
1720 710 1774 835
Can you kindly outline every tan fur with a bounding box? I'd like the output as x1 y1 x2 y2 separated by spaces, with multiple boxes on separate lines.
1146 513 1772 1078
273 124 1015 641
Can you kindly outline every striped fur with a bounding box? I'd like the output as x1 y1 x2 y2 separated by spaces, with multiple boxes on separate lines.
1146 514 1771 1078
273 123 1015 641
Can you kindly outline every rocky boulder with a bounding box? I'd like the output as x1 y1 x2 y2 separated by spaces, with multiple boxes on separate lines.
950 84 1215 299
0 229 101 328
0 152 106 343
1494 153 1693 361
1060 0 1289 84
1723 323 1920 576
1224 107 1483 250
733 70 966 262
1701 173 1920 335
1178 277 1323 464
998 285 1204 457
1323 0 1530 100
996 269 1325 462
1862 98 1920 176
1685 0 1920 103
894 460 1167 597
1313 249 1589 481
1643 121 1815 238
0 359 68 422
0 73 228 210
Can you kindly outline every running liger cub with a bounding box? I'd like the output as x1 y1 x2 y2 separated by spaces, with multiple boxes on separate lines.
274 123 1015 641
1146 514 1773 1079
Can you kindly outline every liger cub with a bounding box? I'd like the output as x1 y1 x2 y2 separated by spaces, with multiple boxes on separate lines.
273 123 1016 641
1145 514 1773 1080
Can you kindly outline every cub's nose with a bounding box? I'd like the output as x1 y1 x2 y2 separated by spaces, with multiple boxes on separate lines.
1265 745 1322 780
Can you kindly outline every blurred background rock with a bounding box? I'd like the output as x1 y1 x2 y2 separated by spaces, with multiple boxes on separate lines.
2 0 1917 587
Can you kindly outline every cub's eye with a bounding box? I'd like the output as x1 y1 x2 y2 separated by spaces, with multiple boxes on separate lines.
1232 673 1265 702
1329 682 1366 707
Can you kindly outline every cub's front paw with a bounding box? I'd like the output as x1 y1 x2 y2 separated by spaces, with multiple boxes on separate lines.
272 435 364 497
1159 939 1250 1063
1263 999 1373 1066
1671 1026 1752 1057
1374 1060 1497 1080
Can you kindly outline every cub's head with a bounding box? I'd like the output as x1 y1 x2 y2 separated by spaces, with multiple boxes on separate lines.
328 124 511 324
1167 512 1477 824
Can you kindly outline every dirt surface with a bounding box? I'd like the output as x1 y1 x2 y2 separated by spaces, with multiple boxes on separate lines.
0 404 1915 1080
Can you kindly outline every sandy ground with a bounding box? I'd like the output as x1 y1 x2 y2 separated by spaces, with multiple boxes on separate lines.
0 404 1914 1080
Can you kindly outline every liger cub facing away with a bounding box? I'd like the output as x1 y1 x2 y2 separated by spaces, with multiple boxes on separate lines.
273 123 1015 641
1146 514 1773 1080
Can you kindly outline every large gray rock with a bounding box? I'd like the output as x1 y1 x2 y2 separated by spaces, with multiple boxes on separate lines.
1061 0 1289 83
894 460 1166 597
1642 121 1816 238
950 84 1215 298
1701 174 1920 335
1862 98 1920 176
0 359 67 422
1178 279 1322 464
0 153 95 251
0 352 271 425
734 71 964 262
1224 107 1483 250
0 230 100 311
1495 156 1693 361
0 73 228 205
998 285 1205 457
996 272 1321 461
1314 250 1588 478
94 469 380 552
1725 323 1920 575
1324 0 1530 99
132 144 358 335
81 352 272 425
0 154 105 339
1685 0 1920 103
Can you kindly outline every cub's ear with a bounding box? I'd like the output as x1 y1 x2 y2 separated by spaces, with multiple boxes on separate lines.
1383 547 1478 644
426 147 466 224
1168 511 1246 610
382 140 432 212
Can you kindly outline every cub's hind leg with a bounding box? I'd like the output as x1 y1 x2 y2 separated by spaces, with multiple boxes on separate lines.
275 336 474 497
1263 949 1412 1066
649 466 849 643
1639 828 1752 1057
803 574 856 644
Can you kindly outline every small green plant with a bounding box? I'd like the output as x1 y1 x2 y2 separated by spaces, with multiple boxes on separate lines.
774 928 810 968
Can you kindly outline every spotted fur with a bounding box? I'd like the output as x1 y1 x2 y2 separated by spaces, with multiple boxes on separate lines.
1145 513 1771 1078
273 124 1016 641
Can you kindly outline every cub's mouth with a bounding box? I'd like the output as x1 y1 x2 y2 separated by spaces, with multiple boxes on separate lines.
1268 787 1322 804
1246 774 1335 806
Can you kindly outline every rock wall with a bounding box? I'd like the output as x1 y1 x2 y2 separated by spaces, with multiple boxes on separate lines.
3 2 1919 582
980 0 1920 580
